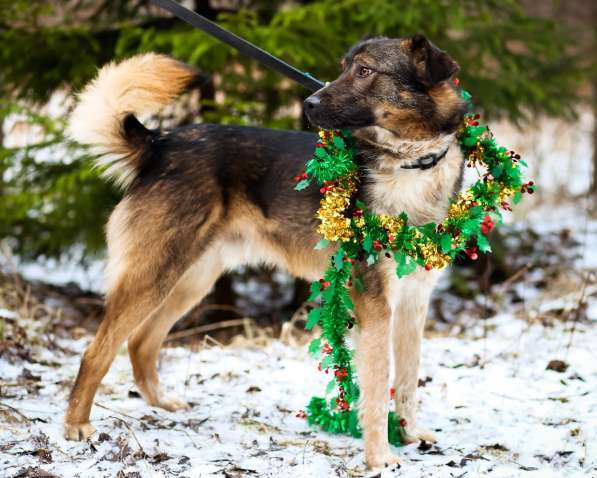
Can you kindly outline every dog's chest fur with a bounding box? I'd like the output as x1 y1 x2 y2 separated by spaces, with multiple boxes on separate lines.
354 131 464 318
359 131 463 225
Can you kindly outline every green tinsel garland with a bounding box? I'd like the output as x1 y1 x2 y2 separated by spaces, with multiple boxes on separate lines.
295 87 535 446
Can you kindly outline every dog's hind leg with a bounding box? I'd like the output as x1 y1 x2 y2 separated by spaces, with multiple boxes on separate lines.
353 283 399 469
64 198 214 441
392 270 438 444
127 253 223 411
64 268 182 441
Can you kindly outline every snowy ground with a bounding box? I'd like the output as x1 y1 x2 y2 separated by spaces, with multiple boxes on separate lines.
1 304 595 477
3 102 597 476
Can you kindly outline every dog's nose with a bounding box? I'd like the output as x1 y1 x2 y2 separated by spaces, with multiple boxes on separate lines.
304 95 321 110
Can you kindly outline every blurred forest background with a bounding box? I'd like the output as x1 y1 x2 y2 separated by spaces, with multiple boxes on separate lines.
0 0 595 339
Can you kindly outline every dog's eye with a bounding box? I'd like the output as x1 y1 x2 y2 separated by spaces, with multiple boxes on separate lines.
357 66 372 77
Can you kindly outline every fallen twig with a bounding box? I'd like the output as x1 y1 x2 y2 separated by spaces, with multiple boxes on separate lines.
0 401 32 423
109 416 145 455
565 271 592 356
165 317 254 342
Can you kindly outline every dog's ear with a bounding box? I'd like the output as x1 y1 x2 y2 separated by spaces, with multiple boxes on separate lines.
408 33 459 87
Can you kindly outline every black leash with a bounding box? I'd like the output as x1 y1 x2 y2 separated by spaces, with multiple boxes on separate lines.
151 0 447 173
151 0 325 92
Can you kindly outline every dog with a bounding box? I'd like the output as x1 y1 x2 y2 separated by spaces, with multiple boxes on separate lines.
65 34 467 469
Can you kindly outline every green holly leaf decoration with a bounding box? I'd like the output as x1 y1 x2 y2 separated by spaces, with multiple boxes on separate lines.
334 249 345 271
395 251 417 278
476 234 491 253
363 234 373 253
306 307 322 330
315 147 327 159
440 234 453 253
352 274 364 294
308 337 321 356
294 179 311 191
314 239 330 250
308 281 321 301
332 135 345 149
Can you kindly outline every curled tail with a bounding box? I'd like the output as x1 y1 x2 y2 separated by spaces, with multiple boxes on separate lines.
68 53 200 188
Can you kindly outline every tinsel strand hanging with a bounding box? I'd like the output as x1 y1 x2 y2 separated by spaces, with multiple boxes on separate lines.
295 86 535 445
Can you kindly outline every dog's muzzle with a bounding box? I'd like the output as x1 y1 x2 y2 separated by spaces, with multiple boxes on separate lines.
304 93 326 126
304 94 321 110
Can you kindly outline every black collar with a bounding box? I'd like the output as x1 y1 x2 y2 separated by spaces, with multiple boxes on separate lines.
400 146 449 170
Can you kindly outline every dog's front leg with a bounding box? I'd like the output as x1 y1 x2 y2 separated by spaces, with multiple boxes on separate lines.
392 270 439 444
353 289 398 469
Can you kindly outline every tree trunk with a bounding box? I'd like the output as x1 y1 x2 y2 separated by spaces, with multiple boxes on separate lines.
0 117 4 198
591 4 597 196
592 74 597 195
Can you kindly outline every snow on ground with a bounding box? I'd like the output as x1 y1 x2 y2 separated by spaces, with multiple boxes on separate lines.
1 308 595 477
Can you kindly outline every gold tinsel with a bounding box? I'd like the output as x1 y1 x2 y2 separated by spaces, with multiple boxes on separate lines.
316 173 358 242
318 130 331 144
485 179 516 203
419 241 451 269
499 186 516 202
448 191 475 219
353 216 365 229
379 215 405 237
467 142 485 167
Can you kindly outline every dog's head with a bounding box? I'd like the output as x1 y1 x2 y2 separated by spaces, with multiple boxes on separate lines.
304 34 467 140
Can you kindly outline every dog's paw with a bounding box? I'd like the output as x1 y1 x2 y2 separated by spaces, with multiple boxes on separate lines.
64 422 96 441
151 393 191 412
366 450 401 470
402 427 438 444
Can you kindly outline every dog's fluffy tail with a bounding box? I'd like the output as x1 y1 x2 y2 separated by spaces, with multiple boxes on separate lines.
68 53 199 188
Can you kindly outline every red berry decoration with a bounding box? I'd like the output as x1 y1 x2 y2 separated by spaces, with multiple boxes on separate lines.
336 398 349 411
319 180 336 194
319 279 332 291
322 343 332 354
481 215 495 235
465 246 479 261
399 418 408 428
373 240 383 251
334 367 348 381
390 388 396 400
296 410 307 419
521 181 535 194
501 201 512 211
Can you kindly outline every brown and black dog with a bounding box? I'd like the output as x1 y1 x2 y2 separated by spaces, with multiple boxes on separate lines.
65 34 467 468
